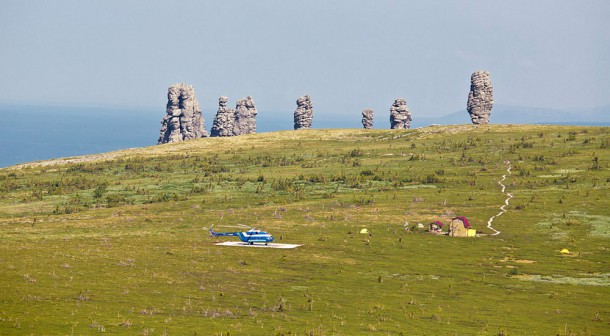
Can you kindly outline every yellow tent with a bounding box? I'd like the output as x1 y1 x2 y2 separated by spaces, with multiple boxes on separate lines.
449 217 472 237
360 228 369 234
560 248 570 254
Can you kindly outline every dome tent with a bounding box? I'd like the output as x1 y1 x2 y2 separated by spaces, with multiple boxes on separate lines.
449 216 475 237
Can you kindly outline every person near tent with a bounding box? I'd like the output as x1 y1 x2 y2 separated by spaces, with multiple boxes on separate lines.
429 221 444 234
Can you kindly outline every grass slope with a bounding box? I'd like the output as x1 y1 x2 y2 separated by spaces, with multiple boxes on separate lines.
0 125 609 335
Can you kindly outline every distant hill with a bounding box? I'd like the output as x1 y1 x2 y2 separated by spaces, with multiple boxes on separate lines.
262 105 610 130
412 105 610 128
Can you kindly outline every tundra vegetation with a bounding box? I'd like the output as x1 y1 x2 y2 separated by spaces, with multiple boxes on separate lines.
0 125 608 335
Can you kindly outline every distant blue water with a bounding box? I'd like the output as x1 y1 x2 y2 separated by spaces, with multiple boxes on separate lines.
0 104 384 168
0 104 294 168
0 105 161 168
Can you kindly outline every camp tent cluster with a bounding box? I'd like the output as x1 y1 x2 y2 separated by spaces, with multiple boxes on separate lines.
363 216 477 238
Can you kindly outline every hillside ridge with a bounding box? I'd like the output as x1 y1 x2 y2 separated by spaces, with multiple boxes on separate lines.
6 124 586 170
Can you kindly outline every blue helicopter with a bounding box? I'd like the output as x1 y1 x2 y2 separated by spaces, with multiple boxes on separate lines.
207 224 274 245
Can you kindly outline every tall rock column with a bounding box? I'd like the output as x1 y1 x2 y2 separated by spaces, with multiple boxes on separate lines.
294 95 313 130
467 71 494 124
232 96 257 135
158 83 208 144
210 96 235 137
361 109 373 129
389 98 412 129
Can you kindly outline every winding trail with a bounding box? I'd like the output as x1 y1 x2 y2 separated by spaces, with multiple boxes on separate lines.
486 161 513 236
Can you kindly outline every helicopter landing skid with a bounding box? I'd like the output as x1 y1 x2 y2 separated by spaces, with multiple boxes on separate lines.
215 241 301 249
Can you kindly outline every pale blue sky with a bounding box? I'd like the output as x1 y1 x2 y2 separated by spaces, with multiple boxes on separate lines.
1 0 608 118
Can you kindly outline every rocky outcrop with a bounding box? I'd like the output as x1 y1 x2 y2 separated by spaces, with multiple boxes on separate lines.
389 98 412 129
232 96 257 136
294 95 313 130
210 96 235 137
158 83 208 144
362 109 373 129
467 71 494 124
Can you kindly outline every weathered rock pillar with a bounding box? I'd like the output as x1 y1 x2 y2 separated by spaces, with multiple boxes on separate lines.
294 95 313 130
362 109 373 129
389 98 412 129
158 83 208 144
210 96 235 137
233 96 257 135
467 71 494 124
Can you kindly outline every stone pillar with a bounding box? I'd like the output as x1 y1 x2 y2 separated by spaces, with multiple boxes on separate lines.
210 96 235 137
294 95 313 130
362 109 373 129
389 98 412 129
233 96 257 135
467 71 494 124
158 83 208 144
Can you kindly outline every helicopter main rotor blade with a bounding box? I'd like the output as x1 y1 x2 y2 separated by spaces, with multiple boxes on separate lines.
215 224 250 229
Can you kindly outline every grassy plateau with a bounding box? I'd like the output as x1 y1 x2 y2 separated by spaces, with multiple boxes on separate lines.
0 124 609 335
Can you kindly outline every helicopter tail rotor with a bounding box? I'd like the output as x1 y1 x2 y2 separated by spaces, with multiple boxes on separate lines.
202 225 218 236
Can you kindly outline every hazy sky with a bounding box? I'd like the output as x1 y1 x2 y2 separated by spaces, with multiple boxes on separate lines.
1 0 608 118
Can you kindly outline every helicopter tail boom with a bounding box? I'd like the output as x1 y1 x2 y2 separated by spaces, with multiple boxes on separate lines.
209 228 240 237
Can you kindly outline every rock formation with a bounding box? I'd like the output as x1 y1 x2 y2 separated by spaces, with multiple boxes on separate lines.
294 95 313 130
232 96 257 136
158 83 208 144
210 96 235 137
361 109 373 129
389 98 412 129
467 71 494 124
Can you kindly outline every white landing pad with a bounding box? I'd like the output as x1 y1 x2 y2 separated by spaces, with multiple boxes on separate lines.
215 241 302 249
